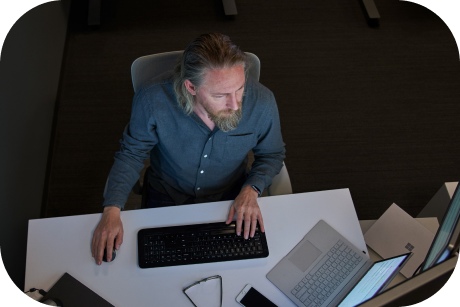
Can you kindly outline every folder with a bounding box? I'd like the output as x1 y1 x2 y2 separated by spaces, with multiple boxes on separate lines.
40 272 114 307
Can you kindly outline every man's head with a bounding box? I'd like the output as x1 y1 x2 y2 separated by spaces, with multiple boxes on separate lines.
173 33 248 131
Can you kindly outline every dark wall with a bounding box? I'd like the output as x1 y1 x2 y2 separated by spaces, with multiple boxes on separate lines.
0 1 69 289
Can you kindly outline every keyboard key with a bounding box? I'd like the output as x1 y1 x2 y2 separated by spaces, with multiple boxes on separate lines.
291 240 362 306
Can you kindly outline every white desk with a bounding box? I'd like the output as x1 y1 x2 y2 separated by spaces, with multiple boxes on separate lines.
25 189 366 307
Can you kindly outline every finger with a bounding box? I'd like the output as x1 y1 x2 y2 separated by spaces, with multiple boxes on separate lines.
236 210 244 236
106 237 114 262
250 217 258 238
92 229 102 262
258 214 265 233
243 215 251 239
115 228 124 250
95 236 106 265
226 205 235 224
91 232 97 258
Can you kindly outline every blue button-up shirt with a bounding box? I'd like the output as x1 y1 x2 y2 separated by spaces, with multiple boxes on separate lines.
103 74 285 208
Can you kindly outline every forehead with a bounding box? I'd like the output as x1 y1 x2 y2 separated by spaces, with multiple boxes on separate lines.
200 64 246 93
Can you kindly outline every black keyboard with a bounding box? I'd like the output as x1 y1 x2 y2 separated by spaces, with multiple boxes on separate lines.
137 221 269 268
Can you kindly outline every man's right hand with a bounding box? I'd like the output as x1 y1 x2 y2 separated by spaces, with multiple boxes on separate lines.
91 206 124 265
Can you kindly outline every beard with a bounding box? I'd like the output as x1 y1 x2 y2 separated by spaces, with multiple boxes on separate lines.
204 103 243 132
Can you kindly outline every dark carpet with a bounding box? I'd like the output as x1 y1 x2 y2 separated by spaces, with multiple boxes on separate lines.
44 0 460 220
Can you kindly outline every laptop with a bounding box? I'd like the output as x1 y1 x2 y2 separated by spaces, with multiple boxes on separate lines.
364 203 436 277
266 220 411 307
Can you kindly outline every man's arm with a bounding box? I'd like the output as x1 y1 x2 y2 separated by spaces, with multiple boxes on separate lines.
245 88 286 197
227 84 286 238
104 85 159 208
93 88 158 264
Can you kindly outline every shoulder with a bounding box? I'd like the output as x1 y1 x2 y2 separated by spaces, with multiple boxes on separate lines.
136 73 175 100
133 74 177 111
245 77 275 101
243 78 277 114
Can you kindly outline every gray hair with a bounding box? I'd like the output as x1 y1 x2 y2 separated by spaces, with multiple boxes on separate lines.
173 33 248 115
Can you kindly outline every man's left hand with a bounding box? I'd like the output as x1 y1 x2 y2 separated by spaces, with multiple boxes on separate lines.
226 185 265 239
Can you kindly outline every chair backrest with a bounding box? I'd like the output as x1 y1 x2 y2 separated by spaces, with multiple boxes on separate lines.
130 51 261 93
267 162 293 196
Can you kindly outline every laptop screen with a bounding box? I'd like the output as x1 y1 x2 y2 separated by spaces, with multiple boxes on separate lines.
338 253 411 307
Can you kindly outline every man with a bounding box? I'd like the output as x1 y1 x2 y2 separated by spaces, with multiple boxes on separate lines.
92 33 285 265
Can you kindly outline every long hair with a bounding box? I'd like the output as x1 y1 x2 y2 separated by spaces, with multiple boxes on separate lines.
173 33 248 115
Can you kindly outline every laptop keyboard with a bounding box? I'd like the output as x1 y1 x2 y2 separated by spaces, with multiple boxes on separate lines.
291 240 362 307
137 221 269 268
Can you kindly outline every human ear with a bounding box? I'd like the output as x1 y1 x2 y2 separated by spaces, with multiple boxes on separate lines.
184 80 197 95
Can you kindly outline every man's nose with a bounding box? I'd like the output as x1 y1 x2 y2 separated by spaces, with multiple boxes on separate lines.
226 93 239 110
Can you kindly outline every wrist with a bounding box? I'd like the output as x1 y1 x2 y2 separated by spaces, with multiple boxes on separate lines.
103 205 121 214
250 185 261 197
242 185 260 197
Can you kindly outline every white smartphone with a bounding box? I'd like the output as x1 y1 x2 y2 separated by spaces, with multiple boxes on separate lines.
236 284 277 307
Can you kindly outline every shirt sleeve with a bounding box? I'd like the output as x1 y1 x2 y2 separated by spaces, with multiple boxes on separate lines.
103 88 158 209
243 87 286 193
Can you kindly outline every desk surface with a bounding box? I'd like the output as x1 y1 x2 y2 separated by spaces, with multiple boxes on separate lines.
25 189 366 307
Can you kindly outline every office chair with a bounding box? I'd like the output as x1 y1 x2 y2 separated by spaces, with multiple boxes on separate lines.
130 50 260 92
127 51 292 207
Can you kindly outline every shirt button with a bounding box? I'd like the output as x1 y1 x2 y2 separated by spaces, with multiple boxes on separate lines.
200 170 204 174
204 154 208 158
197 187 201 191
